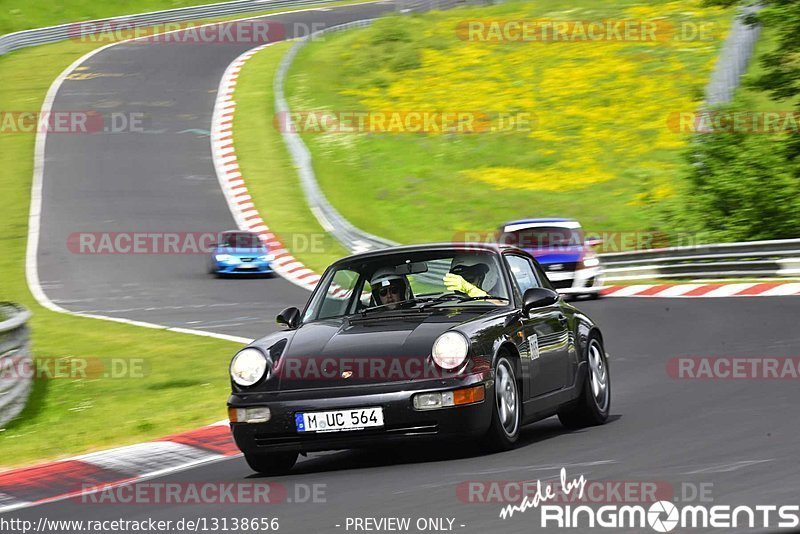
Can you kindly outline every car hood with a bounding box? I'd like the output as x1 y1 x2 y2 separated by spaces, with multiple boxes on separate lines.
274 307 493 390
212 247 265 256
522 245 584 264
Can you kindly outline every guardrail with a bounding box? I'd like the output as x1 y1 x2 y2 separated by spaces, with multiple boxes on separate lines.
0 303 32 427
600 238 800 281
0 0 339 56
275 1 473 255
275 19 399 255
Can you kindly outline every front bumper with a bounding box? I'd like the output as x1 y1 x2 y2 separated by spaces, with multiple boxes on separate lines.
213 260 273 274
229 374 493 454
546 266 603 295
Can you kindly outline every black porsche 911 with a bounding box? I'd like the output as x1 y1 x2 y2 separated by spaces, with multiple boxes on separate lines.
227 243 611 474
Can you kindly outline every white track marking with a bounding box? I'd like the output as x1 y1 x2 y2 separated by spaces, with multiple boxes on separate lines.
762 283 800 296
654 284 705 297
209 42 323 292
702 283 757 297
608 284 656 297
75 441 219 476
25 2 382 341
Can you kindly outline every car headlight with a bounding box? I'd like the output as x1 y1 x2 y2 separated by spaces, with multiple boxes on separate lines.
230 348 270 386
432 331 469 370
259 254 274 261
215 254 234 262
582 256 600 268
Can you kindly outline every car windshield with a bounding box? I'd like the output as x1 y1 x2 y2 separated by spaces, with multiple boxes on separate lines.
501 226 583 249
302 249 510 322
218 232 262 249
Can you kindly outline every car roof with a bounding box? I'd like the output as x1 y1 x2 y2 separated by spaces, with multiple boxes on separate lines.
331 242 526 265
501 218 581 232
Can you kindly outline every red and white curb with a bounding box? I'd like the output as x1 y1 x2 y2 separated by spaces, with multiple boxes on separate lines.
211 43 321 292
602 282 800 298
0 420 238 513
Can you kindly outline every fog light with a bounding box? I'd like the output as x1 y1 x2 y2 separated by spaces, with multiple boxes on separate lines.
228 406 271 423
413 386 483 410
413 393 442 410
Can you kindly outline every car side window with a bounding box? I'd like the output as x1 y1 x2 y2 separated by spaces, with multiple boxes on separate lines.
531 260 555 290
315 269 362 320
505 255 541 296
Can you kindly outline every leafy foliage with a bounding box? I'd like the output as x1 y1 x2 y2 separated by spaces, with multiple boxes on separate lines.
678 0 800 241
680 122 800 241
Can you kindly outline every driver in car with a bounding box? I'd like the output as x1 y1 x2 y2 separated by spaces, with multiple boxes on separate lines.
443 255 496 298
370 267 412 309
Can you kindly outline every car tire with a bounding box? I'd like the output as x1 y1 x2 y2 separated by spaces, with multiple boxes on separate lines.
482 354 521 452
558 335 610 429
244 451 298 475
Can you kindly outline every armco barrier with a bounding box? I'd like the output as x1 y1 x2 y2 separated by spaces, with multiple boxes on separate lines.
274 19 398 255
0 303 32 427
601 238 800 281
274 0 489 255
0 0 339 55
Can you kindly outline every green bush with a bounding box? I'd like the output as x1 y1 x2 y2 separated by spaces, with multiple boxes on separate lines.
677 112 800 241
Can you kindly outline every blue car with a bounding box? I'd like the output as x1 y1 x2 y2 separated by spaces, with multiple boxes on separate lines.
498 218 603 298
208 230 274 277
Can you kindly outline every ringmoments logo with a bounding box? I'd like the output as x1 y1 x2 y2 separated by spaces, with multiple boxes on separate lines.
498 468 800 531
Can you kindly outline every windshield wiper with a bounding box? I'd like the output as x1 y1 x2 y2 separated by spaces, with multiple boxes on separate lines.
420 293 508 309
359 299 421 315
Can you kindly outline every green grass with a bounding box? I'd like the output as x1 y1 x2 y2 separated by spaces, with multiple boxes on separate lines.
283 0 733 248
0 0 244 34
233 41 350 273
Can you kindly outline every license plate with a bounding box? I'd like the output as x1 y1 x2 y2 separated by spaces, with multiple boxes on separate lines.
295 407 384 433
238 264 257 269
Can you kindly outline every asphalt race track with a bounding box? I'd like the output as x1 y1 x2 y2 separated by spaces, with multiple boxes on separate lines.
18 2 800 533
8 297 800 533
36 2 403 339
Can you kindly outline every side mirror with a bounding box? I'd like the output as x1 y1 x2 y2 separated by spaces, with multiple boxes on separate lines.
276 307 301 329
585 237 603 248
522 287 559 314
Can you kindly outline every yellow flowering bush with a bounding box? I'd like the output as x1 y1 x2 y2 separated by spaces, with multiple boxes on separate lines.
286 0 732 243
